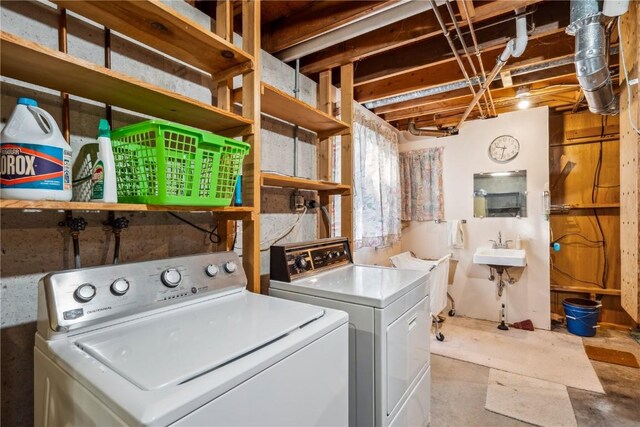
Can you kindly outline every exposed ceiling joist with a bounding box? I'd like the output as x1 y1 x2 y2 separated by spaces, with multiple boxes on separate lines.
276 0 436 63
382 79 580 121
262 1 394 53
354 28 574 103
299 0 545 75
395 99 574 129
352 1 569 86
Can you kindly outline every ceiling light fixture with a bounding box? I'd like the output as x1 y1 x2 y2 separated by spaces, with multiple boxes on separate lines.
516 85 531 109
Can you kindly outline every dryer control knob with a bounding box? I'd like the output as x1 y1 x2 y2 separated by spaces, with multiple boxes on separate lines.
295 256 308 269
205 264 219 277
161 268 182 288
75 284 96 302
111 278 130 296
224 261 237 274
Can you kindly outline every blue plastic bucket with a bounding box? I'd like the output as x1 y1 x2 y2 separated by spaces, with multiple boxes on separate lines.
562 298 601 337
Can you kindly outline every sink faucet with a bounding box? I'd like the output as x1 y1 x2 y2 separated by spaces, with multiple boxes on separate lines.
490 231 513 249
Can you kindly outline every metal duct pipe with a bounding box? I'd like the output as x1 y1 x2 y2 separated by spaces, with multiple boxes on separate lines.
454 10 528 132
407 120 451 137
566 0 618 115
428 0 485 117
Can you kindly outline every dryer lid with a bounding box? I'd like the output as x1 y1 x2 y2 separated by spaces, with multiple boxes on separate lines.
74 292 324 390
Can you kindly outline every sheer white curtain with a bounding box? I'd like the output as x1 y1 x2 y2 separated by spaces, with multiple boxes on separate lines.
351 103 401 249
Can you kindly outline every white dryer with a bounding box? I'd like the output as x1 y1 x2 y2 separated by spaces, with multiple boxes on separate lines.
270 238 431 427
35 252 348 426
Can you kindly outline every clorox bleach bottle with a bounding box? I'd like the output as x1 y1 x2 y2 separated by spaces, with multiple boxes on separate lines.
0 98 72 201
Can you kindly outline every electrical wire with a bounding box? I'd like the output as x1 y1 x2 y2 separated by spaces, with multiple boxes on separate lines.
589 116 608 289
235 206 307 252
552 233 604 245
552 265 603 287
618 16 640 135
168 212 220 244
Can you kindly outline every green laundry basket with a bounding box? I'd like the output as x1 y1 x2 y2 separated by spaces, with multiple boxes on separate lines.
111 120 249 206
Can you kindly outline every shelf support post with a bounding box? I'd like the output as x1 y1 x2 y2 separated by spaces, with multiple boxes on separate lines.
318 69 333 238
241 0 261 293
216 0 235 251
340 63 354 245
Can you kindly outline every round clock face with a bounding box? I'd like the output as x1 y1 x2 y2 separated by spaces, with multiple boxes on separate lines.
488 135 520 163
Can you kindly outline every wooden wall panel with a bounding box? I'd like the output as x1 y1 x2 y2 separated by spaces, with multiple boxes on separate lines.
620 0 640 323
549 108 634 328
550 210 620 290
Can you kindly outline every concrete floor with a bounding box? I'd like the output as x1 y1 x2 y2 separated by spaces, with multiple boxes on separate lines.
430 327 640 427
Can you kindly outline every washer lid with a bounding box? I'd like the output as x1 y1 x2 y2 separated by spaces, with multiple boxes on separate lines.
74 292 324 391
270 264 428 308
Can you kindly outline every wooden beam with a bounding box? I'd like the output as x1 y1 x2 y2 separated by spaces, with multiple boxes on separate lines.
216 0 233 111
383 81 579 122
377 74 579 116
318 70 334 239
354 29 574 102
263 1 393 53
341 64 354 245
241 0 261 293
457 0 475 20
352 0 568 86
393 98 574 128
299 0 544 75
619 0 640 323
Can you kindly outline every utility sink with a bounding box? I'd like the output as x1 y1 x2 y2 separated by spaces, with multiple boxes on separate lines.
473 247 527 267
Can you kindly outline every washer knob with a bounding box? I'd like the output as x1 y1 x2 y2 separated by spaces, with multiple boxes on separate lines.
205 264 219 277
161 268 182 288
224 261 237 274
74 284 96 302
111 278 130 296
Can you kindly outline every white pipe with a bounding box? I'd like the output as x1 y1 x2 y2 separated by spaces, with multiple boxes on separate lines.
603 0 629 17
457 10 529 131
276 0 437 62
499 11 528 61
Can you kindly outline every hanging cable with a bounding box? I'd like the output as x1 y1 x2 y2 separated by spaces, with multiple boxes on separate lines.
589 116 608 289
168 212 220 244
236 206 307 252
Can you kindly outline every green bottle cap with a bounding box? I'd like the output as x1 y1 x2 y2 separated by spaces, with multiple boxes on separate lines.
98 119 111 138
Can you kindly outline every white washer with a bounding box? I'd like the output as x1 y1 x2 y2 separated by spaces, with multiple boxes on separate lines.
269 238 431 427
35 252 348 426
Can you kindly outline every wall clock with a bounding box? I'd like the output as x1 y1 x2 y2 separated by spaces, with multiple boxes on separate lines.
488 135 520 163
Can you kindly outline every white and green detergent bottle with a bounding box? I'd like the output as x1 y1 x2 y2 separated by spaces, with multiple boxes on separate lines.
0 98 72 201
90 119 117 203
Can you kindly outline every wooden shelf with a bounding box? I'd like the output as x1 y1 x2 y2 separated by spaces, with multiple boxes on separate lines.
234 83 350 139
0 199 255 219
261 173 351 195
53 0 253 78
551 284 621 296
0 31 252 136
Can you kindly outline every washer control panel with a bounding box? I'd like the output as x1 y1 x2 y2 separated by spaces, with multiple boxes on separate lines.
40 252 246 335
270 237 352 282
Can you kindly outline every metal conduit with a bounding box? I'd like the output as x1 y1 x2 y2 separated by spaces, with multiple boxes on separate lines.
428 0 485 118
453 10 528 132
443 0 492 115
460 0 497 116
